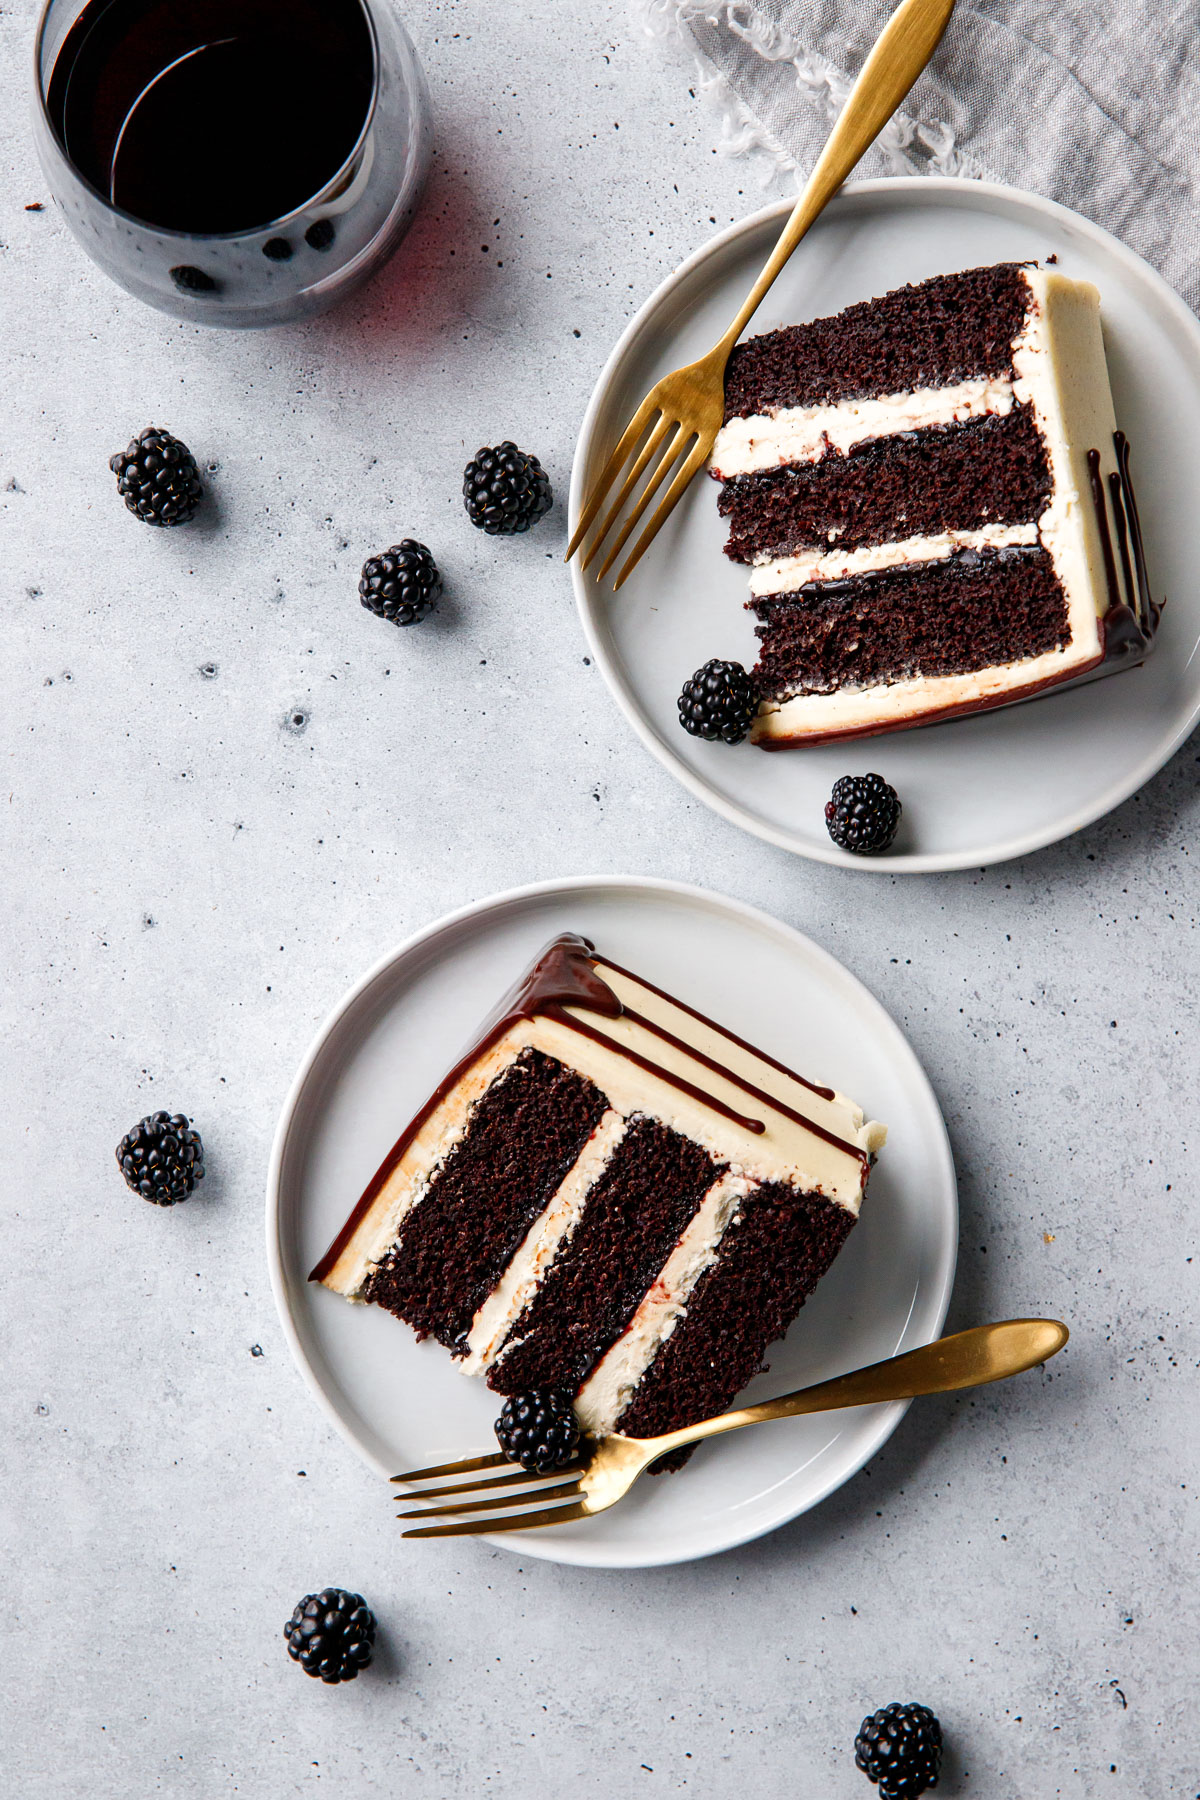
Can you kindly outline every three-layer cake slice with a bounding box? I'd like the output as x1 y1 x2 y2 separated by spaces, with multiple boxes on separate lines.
312 935 885 1446
711 263 1158 745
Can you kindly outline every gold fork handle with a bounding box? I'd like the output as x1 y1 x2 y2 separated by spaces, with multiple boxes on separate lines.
719 0 957 356
644 1319 1068 1457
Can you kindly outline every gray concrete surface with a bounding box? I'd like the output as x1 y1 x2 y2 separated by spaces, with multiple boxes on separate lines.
2 2 1197 1795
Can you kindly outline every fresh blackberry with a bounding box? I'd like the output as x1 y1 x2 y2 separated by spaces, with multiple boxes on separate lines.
359 540 441 626
115 1111 205 1205
855 1703 943 1800
677 658 758 744
825 773 902 855
109 427 203 527
284 1589 376 1684
462 441 553 534
495 1390 580 1474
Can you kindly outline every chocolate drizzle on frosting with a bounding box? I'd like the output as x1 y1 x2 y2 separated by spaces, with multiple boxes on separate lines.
309 934 865 1284
1086 446 1122 617
1086 432 1159 661
592 952 836 1102
549 1006 765 1136
1108 472 1135 620
1114 430 1159 630
610 1001 868 1161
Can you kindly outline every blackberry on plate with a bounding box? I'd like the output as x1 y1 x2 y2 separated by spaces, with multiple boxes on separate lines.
109 426 203 526
677 658 758 745
359 540 441 626
495 1389 580 1474
825 772 902 856
855 1702 943 1800
462 441 553 534
284 1588 376 1684
115 1111 204 1205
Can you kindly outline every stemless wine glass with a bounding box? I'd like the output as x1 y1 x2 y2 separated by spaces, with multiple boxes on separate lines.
32 0 431 327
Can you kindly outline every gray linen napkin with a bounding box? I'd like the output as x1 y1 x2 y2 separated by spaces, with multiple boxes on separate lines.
641 0 1200 311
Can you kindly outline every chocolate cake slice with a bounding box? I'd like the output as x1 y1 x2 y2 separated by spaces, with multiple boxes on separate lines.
710 264 1159 746
312 935 886 1454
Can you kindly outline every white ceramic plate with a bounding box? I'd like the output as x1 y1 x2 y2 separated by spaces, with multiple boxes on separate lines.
570 179 1200 872
267 877 956 1569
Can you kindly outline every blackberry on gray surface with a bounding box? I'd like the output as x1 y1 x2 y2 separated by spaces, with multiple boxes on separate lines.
115 1111 205 1205
495 1389 580 1474
359 540 441 626
824 772 902 855
109 427 203 526
676 658 758 745
284 1589 376 1683
855 1702 943 1800
462 441 553 534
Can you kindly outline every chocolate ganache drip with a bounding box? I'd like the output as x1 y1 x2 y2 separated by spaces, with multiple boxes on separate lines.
310 934 866 1283
1114 430 1159 631
1086 432 1159 660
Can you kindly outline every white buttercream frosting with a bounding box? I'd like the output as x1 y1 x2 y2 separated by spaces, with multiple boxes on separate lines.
748 523 1039 596
1010 267 1116 662
710 377 1016 478
752 648 1100 741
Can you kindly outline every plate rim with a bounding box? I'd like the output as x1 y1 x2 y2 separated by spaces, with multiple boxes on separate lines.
265 873 958 1569
569 175 1200 874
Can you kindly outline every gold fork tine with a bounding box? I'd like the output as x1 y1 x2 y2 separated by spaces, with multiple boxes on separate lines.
565 394 661 561
580 412 677 574
402 1501 592 1539
595 426 695 583
398 1477 584 1521
567 0 959 582
393 1461 588 1503
391 1450 510 1482
613 436 712 590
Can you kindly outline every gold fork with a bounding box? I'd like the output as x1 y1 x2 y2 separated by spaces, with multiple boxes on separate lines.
394 1318 1067 1537
565 0 958 590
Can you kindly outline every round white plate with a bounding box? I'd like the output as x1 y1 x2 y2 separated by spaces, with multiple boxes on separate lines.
267 876 957 1568
570 178 1200 872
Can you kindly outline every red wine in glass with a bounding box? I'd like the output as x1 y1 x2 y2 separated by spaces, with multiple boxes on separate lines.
47 0 373 233
35 0 430 324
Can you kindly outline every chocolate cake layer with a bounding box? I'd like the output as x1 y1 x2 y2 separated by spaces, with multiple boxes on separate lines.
723 265 1031 421
488 1116 722 1396
751 546 1069 697
616 1183 857 1466
719 407 1051 565
361 1047 608 1349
